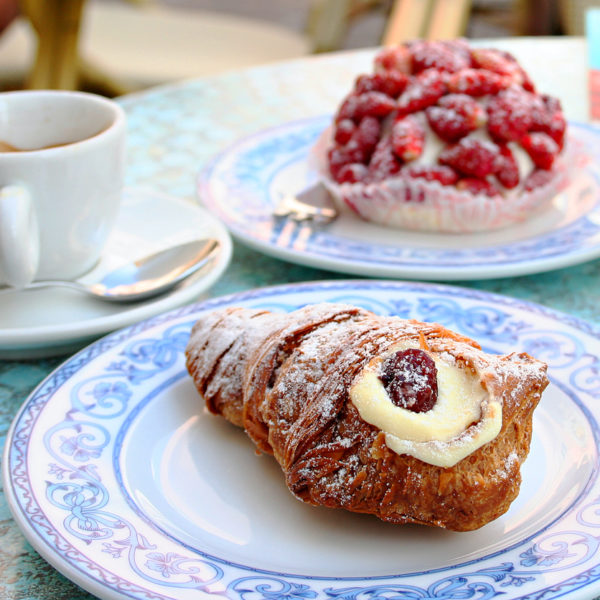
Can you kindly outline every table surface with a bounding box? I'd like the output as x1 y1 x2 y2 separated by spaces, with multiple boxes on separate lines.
2 36 599 599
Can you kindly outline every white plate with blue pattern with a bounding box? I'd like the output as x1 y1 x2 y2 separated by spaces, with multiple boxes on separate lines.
199 117 600 280
3 280 600 600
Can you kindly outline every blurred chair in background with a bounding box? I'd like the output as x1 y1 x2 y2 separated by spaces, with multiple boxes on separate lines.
2 0 311 95
1 0 586 96
307 0 472 52
21 0 84 90
513 0 561 35
383 0 472 45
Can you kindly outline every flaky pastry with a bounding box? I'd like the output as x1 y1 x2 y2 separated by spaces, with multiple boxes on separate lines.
185 302 548 531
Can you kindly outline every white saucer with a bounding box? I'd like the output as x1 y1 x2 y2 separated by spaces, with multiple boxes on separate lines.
0 188 232 359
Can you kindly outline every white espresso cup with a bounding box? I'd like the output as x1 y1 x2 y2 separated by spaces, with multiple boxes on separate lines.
0 90 126 288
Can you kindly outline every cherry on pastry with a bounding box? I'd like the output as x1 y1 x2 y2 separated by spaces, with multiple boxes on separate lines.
379 348 438 413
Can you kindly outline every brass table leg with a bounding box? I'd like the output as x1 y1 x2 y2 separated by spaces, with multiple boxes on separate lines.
21 0 85 90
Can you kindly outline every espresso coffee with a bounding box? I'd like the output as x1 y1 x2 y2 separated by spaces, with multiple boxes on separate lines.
0 141 22 152
0 126 107 153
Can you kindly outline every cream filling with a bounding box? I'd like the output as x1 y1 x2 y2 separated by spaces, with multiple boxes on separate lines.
350 342 502 467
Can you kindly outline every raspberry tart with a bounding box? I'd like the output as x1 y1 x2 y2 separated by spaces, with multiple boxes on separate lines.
316 39 572 232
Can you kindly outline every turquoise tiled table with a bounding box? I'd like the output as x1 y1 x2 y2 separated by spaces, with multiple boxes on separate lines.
2 37 600 598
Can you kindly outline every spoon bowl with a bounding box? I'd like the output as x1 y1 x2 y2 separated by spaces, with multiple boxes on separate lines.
0 239 221 302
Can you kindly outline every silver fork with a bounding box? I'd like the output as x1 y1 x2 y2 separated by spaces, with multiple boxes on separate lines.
273 182 338 224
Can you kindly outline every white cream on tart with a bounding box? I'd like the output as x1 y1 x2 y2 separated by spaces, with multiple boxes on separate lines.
350 341 502 468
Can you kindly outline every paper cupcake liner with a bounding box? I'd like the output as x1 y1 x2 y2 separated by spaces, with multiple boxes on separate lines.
313 127 579 234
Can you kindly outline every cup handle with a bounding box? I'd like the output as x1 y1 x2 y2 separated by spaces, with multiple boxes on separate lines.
0 185 39 288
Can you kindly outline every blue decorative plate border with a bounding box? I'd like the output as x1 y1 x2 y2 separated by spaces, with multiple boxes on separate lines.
198 117 600 280
4 280 600 600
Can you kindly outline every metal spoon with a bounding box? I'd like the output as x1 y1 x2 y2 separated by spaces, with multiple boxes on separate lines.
0 238 220 302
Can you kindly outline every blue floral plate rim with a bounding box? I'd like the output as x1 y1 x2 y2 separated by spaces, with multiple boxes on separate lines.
3 279 600 600
198 117 600 280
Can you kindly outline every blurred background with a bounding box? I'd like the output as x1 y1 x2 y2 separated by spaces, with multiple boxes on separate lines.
0 0 594 97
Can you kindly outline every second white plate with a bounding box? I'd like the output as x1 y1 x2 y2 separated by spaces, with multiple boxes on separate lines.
198 116 600 280
3 280 600 600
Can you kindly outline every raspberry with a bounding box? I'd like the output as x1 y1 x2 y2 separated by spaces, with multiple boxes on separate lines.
521 72 536 93
353 116 381 159
354 91 397 120
447 68 510 96
402 165 459 185
438 138 501 178
520 132 559 170
426 106 470 142
472 47 535 90
374 45 411 74
409 40 470 74
391 115 425 161
470 48 525 85
379 348 438 412
426 94 485 142
440 39 473 64
368 138 402 181
528 94 550 125
328 143 367 181
329 116 382 181
336 162 369 183
544 112 567 149
355 74 378 95
336 94 358 123
417 68 448 90
457 177 501 197
334 119 355 145
397 69 446 115
355 71 409 98
495 144 520 189
542 95 562 114
530 95 566 149
439 94 486 126
336 91 397 123
486 88 534 142
523 169 555 191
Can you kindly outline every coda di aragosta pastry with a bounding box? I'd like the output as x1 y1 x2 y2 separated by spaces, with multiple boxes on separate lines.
185 302 548 531
314 39 571 233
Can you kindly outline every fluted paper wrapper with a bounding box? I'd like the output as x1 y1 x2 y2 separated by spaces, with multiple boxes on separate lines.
313 127 578 233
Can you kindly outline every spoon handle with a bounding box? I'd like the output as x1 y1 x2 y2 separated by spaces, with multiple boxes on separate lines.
0 238 221 302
